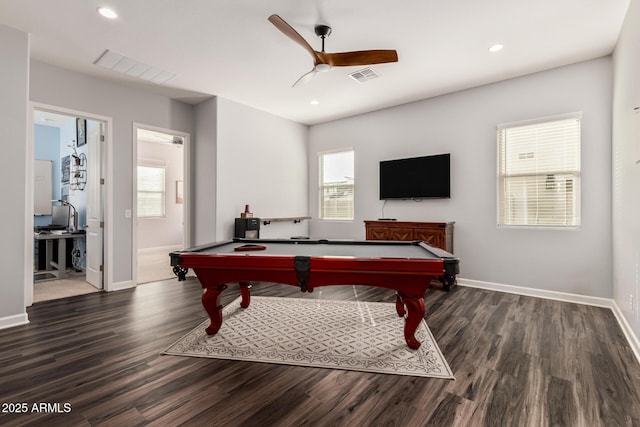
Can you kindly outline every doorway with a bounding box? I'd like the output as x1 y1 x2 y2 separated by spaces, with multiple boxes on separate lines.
31 107 106 303
133 124 190 285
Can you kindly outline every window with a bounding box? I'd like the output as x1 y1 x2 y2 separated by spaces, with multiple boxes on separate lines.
319 149 354 220
137 164 166 218
497 114 581 228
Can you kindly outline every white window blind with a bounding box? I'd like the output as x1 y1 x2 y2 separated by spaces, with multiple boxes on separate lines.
498 115 581 227
137 164 166 218
319 149 354 220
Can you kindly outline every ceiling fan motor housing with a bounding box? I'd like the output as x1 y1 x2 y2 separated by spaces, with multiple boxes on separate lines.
314 24 332 38
315 63 331 72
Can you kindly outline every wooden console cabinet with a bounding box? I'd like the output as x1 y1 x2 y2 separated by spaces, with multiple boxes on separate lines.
365 220 456 291
364 220 454 253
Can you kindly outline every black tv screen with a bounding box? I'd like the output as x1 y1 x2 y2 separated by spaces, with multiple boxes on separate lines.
379 153 450 200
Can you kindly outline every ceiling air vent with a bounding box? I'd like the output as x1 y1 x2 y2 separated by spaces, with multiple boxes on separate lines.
94 49 176 85
348 67 379 83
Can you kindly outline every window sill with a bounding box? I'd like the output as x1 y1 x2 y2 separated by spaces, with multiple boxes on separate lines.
497 224 580 231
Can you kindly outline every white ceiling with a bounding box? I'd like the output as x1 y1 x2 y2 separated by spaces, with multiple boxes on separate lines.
33 110 75 128
0 0 630 125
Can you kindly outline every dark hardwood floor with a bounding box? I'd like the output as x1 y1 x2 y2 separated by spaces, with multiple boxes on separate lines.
1 278 639 426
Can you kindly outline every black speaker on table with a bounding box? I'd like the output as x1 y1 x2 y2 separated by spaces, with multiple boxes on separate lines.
235 218 260 239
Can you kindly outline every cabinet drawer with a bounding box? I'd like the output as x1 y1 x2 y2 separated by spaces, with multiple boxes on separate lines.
364 220 454 252
388 228 414 241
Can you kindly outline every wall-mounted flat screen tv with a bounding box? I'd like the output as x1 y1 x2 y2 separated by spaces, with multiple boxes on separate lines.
379 153 450 200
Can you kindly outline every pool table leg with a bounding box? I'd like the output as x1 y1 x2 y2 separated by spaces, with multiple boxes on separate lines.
395 293 405 317
202 284 228 335
441 273 457 291
239 282 252 308
396 292 425 350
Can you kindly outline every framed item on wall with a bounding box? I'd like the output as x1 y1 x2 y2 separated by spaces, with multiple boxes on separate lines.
176 180 184 204
76 118 86 147
61 155 70 184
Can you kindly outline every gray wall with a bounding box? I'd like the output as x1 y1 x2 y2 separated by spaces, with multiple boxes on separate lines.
309 57 613 298
193 98 218 245
0 24 29 324
612 0 640 336
215 97 309 240
30 60 196 284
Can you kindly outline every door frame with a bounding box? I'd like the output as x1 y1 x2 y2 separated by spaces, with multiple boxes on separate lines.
132 122 191 285
26 102 113 306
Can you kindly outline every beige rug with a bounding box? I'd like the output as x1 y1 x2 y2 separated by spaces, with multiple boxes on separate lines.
163 296 454 378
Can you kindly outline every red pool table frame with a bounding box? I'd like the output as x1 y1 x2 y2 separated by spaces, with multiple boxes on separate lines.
171 239 459 349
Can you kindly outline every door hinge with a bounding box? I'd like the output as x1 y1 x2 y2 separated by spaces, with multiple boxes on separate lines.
100 178 105 185
100 134 105 142
99 265 104 272
100 221 104 228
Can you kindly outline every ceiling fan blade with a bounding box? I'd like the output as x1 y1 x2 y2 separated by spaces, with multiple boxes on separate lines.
292 68 318 87
268 14 323 64
322 50 398 67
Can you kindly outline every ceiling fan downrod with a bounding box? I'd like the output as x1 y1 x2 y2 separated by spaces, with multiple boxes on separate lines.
314 24 332 52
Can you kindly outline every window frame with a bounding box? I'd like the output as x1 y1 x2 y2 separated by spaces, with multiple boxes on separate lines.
496 112 582 230
318 148 355 221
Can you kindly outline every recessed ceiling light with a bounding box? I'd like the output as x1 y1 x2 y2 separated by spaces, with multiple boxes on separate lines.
310 99 320 105
97 7 118 19
489 43 504 53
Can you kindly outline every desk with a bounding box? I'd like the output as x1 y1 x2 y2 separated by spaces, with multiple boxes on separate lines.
34 231 85 281
170 238 459 349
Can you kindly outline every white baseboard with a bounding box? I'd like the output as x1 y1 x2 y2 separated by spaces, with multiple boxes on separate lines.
610 301 640 365
0 313 29 330
458 277 639 364
109 280 136 292
458 278 613 308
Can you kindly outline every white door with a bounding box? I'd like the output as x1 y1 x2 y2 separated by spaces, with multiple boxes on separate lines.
85 121 103 288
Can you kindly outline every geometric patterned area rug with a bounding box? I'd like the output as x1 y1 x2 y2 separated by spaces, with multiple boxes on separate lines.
163 296 454 379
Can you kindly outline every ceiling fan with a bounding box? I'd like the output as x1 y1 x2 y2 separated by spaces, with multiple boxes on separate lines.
268 14 398 87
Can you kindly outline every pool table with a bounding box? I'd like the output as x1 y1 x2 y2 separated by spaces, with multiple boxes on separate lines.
170 238 459 349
